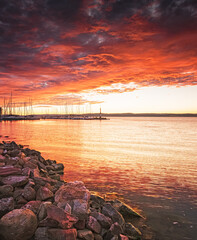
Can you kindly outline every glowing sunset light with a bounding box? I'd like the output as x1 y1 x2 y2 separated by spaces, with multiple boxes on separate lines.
0 0 196 113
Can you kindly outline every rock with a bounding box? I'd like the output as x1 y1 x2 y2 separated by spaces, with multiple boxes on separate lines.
65 203 72 214
90 194 105 205
0 154 6 161
38 201 53 221
1 175 29 187
47 228 77 240
104 223 123 240
22 200 42 215
52 163 64 171
24 161 37 169
0 166 22 176
22 186 36 201
73 199 90 220
0 209 37 240
55 181 90 219
102 203 125 227
47 205 78 229
86 216 101 234
0 185 13 197
74 219 86 230
119 234 129 240
109 222 123 235
0 197 14 217
34 227 50 240
21 167 31 176
36 186 54 201
111 200 142 219
39 217 60 228
90 212 112 229
77 229 94 240
94 233 103 240
124 223 141 237
50 173 61 181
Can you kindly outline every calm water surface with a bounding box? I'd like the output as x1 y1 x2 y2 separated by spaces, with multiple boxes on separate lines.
0 117 197 239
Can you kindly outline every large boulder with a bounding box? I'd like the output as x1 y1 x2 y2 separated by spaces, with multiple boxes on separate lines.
0 209 37 240
55 181 90 220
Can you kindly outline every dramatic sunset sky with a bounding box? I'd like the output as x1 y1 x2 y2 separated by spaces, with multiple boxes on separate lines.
0 0 197 113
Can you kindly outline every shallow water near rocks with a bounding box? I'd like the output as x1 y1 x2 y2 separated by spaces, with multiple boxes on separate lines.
0 117 197 239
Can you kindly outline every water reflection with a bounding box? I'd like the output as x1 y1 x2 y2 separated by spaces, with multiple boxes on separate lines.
0 117 197 239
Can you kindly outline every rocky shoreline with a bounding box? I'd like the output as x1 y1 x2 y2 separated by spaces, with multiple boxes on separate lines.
0 141 153 240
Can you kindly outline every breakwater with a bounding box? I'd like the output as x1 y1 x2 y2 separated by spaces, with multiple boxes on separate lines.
0 141 154 240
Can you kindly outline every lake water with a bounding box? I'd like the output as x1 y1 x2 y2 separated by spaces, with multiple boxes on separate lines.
0 117 197 239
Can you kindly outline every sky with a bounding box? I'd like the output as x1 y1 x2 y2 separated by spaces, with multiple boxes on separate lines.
0 0 197 114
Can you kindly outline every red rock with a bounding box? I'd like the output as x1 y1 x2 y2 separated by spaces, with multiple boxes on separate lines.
77 229 94 240
47 228 77 240
47 205 78 229
22 186 36 201
22 200 42 215
119 234 129 240
1 175 29 187
0 166 22 176
36 186 54 201
86 216 101 234
55 181 90 203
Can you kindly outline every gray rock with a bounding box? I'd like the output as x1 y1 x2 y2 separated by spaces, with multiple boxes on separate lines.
0 185 13 198
38 201 53 221
22 186 36 201
86 216 101 234
124 223 141 237
90 212 112 228
102 203 125 227
34 227 50 240
0 209 37 240
73 199 89 220
1 175 29 187
0 197 14 217
110 200 142 218
94 233 103 240
78 229 94 240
